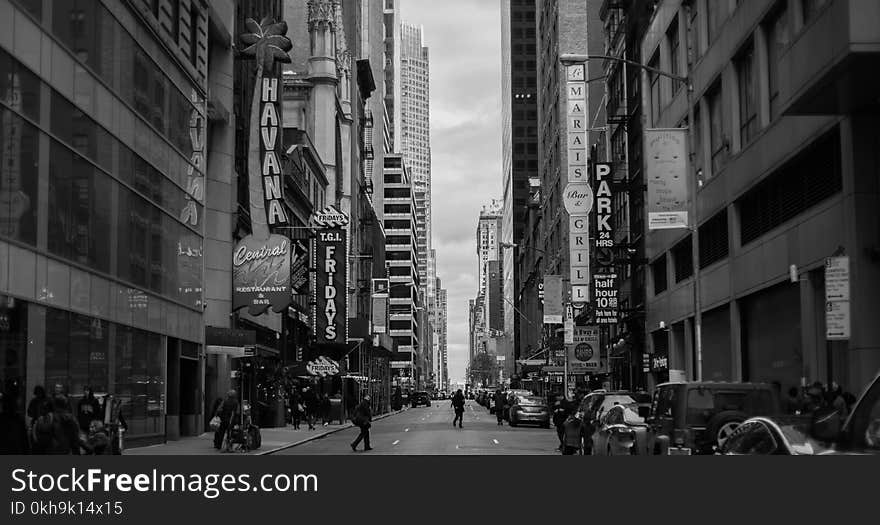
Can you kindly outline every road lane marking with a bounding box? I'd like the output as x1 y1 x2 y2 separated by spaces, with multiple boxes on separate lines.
392 440 400 446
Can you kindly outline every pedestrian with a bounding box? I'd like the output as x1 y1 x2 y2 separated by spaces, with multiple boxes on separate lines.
81 420 112 455
451 389 465 428
562 411 584 455
350 395 373 452
214 390 239 451
552 395 569 451
494 389 506 426
0 391 30 454
302 387 318 430
76 387 102 433
784 387 804 415
320 393 332 426
827 382 849 419
27 385 48 428
32 395 80 455
289 389 303 430
804 383 827 414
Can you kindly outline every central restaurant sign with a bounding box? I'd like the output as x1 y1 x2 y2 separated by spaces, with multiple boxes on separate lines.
232 234 292 315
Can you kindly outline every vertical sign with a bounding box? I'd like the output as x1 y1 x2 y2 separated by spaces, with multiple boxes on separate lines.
260 77 288 226
0 72 29 239
825 256 850 340
645 129 689 230
542 275 564 324
563 304 574 344
593 162 618 324
290 239 310 295
565 62 592 307
313 227 349 343
371 278 389 335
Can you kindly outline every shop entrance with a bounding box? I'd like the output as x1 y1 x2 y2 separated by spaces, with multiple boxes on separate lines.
179 357 200 437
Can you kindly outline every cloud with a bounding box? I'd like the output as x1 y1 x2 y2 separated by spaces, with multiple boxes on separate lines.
401 0 503 383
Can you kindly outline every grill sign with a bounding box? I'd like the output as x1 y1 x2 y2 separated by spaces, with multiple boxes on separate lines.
313 228 348 343
232 234 292 315
260 78 288 226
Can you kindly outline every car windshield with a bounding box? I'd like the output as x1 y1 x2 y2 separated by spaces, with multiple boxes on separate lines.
518 396 544 406
603 395 636 411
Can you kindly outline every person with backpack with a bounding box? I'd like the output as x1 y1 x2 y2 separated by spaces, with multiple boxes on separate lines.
350 395 373 451
451 389 466 428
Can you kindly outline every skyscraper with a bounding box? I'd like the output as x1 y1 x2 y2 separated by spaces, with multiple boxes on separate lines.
398 22 432 318
501 0 539 379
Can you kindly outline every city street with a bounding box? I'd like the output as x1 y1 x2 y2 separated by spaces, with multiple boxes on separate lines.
273 401 559 455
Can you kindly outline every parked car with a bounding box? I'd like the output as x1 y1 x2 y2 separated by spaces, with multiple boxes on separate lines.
576 391 639 454
647 381 782 455
411 391 431 408
508 395 550 428
723 371 880 455
589 404 651 455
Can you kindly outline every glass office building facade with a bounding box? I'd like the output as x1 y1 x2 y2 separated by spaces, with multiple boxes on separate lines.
0 0 206 442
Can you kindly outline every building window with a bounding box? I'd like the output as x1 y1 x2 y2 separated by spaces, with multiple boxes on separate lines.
801 0 829 26
667 17 681 91
736 41 758 147
672 235 693 283
649 50 661 125
699 211 729 269
652 256 668 295
765 2 791 121
738 127 842 245
707 83 728 175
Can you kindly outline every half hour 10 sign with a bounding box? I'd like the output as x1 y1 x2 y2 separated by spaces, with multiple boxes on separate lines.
563 182 594 216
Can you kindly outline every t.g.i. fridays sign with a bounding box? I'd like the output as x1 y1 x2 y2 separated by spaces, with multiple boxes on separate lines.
312 226 349 343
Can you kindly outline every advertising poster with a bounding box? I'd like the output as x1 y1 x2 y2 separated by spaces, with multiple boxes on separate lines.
645 129 690 230
372 278 389 334
825 256 850 340
232 234 291 315
542 275 564 324
568 326 601 373
313 227 348 344
290 238 310 295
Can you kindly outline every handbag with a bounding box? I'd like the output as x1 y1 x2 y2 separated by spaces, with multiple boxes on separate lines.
209 416 221 431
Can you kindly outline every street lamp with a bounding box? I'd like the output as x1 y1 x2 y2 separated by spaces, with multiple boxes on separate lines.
560 38 704 381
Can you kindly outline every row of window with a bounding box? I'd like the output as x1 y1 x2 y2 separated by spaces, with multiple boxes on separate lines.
651 127 841 296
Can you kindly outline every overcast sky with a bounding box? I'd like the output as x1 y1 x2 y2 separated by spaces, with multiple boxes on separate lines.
400 0 503 385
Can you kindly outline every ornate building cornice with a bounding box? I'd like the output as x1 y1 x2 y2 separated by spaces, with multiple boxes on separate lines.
307 0 337 31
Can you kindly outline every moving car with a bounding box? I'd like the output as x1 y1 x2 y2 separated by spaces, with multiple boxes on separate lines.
508 395 550 428
411 391 431 408
589 404 651 455
723 371 880 455
647 381 781 455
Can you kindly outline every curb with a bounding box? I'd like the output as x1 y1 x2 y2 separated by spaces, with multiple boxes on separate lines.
258 407 409 455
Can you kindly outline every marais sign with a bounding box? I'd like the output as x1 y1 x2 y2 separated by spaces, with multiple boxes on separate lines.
232 234 292 315
566 64 588 183
566 61 591 307
645 129 689 230
569 215 590 305
312 227 349 343
260 78 288 226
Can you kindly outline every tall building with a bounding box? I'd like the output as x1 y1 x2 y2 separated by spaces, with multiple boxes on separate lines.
383 0 400 151
437 283 448 391
0 0 215 444
598 0 654 391
398 22 432 319
383 154 421 388
476 200 503 297
641 0 880 395
501 0 539 382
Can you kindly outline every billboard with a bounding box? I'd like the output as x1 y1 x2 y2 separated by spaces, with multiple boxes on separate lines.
232 234 291 315
568 326 603 373
312 227 348 343
372 278 389 335
542 275 564 324
645 129 689 230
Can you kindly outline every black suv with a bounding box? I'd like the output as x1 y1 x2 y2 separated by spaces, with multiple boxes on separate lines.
411 391 431 408
648 381 781 455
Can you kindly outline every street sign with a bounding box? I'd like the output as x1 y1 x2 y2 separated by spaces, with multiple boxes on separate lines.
567 326 601 373
825 256 850 340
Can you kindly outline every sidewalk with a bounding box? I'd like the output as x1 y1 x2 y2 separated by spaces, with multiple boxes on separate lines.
126 408 408 456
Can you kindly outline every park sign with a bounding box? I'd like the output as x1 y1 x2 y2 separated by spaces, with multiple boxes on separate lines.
232 234 292 315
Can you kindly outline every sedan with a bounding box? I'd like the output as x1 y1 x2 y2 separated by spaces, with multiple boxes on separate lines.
508 395 550 428
589 404 651 455
720 416 829 455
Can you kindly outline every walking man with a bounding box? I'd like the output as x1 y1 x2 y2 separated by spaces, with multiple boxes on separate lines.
451 389 465 428
302 387 318 430
350 395 373 452
552 395 568 451
494 389 506 426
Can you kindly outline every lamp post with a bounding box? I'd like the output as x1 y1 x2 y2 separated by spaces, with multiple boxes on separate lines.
560 40 703 381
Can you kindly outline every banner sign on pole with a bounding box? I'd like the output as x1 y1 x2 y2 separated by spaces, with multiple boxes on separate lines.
825 256 850 340
371 278 389 334
645 129 690 230
543 275 564 324
564 304 574 344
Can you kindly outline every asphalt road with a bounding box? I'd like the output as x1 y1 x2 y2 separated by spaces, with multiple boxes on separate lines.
274 400 560 455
